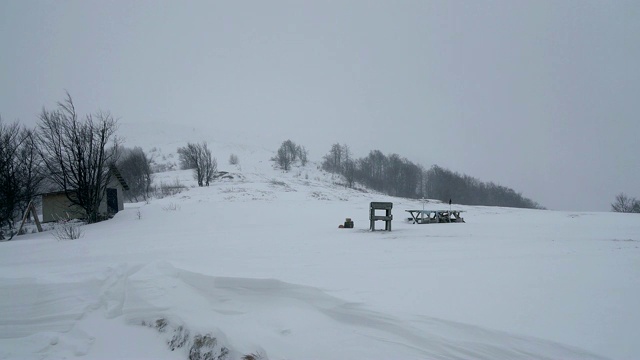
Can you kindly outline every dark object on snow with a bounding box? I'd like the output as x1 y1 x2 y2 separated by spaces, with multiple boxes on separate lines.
344 218 354 228
213 171 230 179
370 202 393 231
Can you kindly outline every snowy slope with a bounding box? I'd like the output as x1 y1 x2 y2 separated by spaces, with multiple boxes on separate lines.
1 139 639 360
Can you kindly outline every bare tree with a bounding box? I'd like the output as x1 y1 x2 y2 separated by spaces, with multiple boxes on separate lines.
177 145 198 170
177 142 217 186
283 140 298 164
322 143 342 173
37 92 120 223
0 119 23 236
342 144 351 164
272 140 308 171
274 145 292 171
273 140 296 171
319 143 542 209
343 158 356 188
297 145 308 166
16 127 45 215
178 143 203 184
0 118 45 239
201 143 217 186
322 143 351 174
118 147 152 202
611 193 639 213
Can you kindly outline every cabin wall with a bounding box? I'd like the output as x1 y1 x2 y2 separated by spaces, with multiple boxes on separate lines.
43 178 126 222
42 193 86 223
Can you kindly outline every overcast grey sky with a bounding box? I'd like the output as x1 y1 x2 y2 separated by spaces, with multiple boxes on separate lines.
1 0 639 211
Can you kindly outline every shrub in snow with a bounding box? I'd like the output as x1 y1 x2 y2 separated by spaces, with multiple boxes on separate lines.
154 318 168 332
168 325 190 351
229 154 239 165
155 178 187 198
162 203 180 211
53 219 84 240
189 334 229 360
140 318 237 360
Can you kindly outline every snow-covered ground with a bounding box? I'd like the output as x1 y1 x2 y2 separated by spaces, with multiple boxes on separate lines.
1 138 639 360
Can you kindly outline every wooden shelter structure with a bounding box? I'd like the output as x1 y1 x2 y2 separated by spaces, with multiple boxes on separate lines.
41 166 129 223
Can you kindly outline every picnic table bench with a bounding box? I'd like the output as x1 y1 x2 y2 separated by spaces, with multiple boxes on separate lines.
405 210 465 224
370 202 393 231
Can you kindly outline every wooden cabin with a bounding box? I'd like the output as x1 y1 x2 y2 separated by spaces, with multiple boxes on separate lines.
41 167 129 223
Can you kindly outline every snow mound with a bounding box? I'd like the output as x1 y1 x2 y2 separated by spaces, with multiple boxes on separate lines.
134 262 610 360
1 261 612 359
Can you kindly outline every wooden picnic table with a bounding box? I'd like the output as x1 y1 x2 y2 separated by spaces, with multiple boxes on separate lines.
405 210 465 224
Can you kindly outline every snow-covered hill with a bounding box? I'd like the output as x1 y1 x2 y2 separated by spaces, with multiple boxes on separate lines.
1 138 639 360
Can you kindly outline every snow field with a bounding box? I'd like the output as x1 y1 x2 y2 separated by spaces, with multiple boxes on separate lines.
1 141 639 359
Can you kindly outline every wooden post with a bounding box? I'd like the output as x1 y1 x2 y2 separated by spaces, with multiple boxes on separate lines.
386 207 392 231
17 201 42 236
370 205 375 231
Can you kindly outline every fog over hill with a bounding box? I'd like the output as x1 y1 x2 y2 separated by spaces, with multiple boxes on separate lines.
119 121 543 209
3 1 639 211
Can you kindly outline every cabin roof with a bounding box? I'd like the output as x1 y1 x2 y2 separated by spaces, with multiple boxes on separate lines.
41 165 130 195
